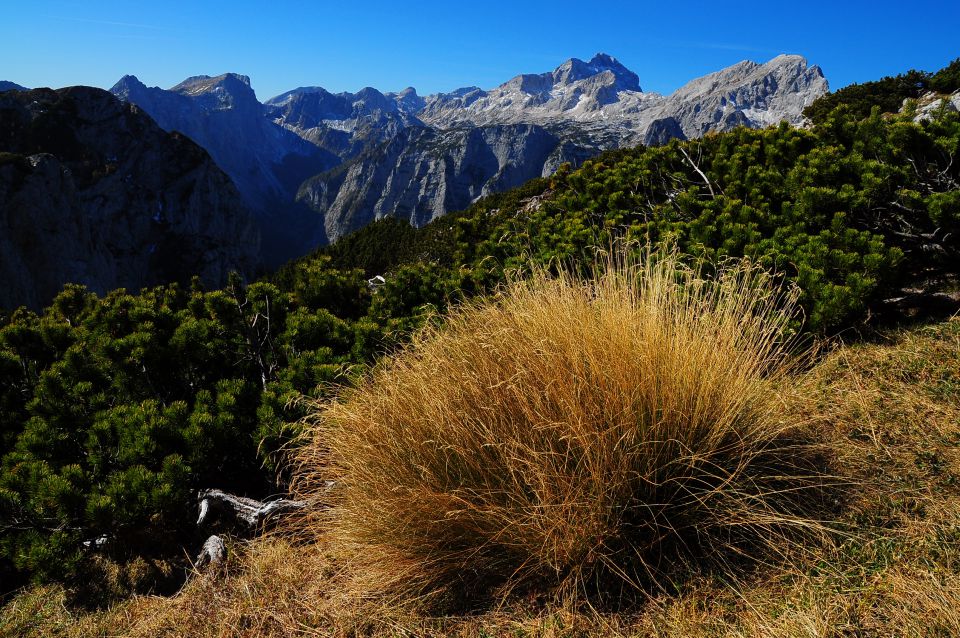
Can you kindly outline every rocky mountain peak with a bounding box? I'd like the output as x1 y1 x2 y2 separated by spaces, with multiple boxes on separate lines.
172 73 252 93
111 53 828 266
263 86 329 109
768 53 818 70
670 55 824 101
272 88 346 124
390 86 425 113
110 74 147 99
657 54 829 137
551 53 641 91
447 86 484 98
170 73 258 113
353 86 394 113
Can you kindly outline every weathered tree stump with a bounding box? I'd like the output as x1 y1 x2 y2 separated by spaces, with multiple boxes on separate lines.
191 487 329 578
195 534 227 570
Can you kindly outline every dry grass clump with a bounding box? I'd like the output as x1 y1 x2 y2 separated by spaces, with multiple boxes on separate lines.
111 539 333 637
294 250 828 606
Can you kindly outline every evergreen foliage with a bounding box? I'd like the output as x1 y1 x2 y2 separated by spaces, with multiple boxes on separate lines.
0 272 377 595
804 57 960 124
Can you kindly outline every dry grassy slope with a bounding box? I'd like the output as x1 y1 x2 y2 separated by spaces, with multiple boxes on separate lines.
2 317 959 638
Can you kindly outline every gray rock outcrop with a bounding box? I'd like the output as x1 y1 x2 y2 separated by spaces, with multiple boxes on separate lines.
0 86 260 310
299 123 598 241
649 55 828 138
912 90 960 122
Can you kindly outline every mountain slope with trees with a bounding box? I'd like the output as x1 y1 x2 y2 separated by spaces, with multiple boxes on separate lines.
803 57 960 123
113 54 826 262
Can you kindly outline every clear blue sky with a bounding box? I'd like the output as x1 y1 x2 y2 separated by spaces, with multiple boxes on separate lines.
2 0 958 101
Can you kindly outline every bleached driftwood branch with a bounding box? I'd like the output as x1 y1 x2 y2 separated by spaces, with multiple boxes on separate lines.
196 488 307 531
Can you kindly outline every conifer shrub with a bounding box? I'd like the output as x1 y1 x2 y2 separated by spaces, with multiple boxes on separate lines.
295 249 828 606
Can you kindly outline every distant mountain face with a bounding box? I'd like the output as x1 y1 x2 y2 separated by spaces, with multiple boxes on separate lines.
417 54 826 141
111 53 828 248
298 123 597 241
0 86 260 310
110 73 337 265
264 84 425 162
0 81 27 92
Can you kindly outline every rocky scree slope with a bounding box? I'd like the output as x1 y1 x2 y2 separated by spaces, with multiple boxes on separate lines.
0 86 260 310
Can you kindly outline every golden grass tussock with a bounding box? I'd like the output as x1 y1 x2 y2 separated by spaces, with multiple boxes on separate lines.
292 248 830 607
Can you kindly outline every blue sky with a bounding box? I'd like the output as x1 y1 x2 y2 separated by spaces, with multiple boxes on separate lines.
2 1 958 101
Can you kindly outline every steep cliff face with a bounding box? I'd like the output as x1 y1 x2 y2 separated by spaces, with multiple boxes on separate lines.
264 85 424 161
111 74 336 264
298 124 597 241
0 87 260 310
293 55 826 241
111 74 335 209
650 55 829 137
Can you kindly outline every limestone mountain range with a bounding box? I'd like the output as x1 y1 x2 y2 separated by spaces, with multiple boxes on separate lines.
0 86 259 310
107 53 828 245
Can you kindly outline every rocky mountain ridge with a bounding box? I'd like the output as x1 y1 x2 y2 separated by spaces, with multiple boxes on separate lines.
111 73 337 264
111 53 827 246
300 123 596 242
415 54 826 143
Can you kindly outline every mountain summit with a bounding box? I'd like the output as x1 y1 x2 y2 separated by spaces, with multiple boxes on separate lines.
550 53 642 90
110 73 337 265
169 73 258 113
418 53 826 140
419 52 650 125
